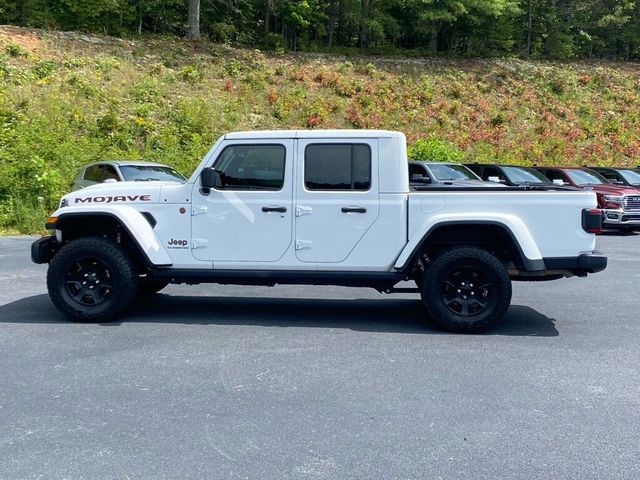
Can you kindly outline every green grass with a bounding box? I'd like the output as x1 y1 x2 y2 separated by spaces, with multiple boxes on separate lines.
1 26 639 234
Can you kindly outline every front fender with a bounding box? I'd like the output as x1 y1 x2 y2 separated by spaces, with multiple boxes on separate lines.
48 205 172 266
394 213 543 270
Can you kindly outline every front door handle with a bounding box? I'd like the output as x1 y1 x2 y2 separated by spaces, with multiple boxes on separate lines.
262 206 287 213
341 207 367 214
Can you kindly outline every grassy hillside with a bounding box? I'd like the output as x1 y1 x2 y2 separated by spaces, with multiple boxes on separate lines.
1 25 639 233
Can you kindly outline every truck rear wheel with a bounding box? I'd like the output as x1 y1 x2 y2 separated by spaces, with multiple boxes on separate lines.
47 236 139 322
420 247 512 333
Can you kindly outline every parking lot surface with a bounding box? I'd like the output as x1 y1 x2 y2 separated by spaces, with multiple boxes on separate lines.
1 233 639 479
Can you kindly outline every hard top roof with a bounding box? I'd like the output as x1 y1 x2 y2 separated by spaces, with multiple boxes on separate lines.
224 130 404 140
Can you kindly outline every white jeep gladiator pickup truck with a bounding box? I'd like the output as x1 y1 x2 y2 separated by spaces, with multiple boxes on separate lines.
32 130 606 333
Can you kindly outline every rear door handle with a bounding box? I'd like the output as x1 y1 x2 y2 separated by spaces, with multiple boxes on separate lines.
262 206 287 213
341 207 367 214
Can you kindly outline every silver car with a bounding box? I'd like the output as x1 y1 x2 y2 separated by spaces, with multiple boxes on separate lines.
71 161 186 191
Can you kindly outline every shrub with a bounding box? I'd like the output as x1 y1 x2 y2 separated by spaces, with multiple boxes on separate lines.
262 33 284 53
408 136 464 162
179 65 203 83
32 60 57 79
5 42 25 57
209 22 237 44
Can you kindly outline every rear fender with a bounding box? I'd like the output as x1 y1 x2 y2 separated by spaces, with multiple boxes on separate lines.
394 213 543 271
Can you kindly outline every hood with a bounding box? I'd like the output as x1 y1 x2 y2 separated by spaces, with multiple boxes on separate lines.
580 184 640 195
62 181 168 207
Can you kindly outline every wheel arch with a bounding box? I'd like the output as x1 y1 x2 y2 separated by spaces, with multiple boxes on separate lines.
47 207 172 267
395 219 545 273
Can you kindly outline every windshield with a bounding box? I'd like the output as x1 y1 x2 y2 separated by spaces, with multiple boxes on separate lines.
120 165 186 182
501 167 550 184
566 169 607 186
428 164 479 181
618 169 640 186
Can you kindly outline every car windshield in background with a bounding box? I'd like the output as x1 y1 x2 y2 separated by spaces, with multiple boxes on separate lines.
429 164 478 181
502 167 550 184
566 169 606 186
618 169 640 186
120 166 186 182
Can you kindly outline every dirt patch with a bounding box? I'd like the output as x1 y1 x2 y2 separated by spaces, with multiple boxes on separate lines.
0 25 43 53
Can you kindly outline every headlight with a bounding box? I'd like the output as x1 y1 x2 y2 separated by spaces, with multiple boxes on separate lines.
602 195 624 208
59 198 69 208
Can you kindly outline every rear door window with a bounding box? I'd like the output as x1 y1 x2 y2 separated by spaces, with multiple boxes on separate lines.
304 144 371 191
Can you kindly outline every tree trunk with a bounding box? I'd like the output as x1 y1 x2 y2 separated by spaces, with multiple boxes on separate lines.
20 0 28 25
265 0 271 34
186 0 200 40
358 0 371 49
526 0 532 56
428 24 438 53
328 0 338 47
337 0 345 45
137 1 143 34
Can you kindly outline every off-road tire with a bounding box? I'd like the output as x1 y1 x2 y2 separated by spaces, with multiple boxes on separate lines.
420 247 512 334
47 236 139 322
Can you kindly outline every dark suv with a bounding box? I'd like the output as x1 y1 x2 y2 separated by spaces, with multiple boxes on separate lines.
409 161 498 188
588 167 640 188
465 163 552 187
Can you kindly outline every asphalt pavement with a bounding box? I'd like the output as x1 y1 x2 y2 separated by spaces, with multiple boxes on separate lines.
0 233 639 480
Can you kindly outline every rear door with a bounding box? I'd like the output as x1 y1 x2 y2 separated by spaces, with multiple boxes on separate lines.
294 139 379 264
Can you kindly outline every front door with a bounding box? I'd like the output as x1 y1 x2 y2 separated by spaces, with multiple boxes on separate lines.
295 139 379 264
191 140 294 263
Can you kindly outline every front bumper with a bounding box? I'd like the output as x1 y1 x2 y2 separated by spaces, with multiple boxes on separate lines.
602 208 640 227
31 235 59 264
543 251 607 276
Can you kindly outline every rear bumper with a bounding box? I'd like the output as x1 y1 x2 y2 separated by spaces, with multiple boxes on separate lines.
31 235 59 264
543 251 607 276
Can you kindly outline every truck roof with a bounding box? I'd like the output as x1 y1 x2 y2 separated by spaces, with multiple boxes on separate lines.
224 130 405 140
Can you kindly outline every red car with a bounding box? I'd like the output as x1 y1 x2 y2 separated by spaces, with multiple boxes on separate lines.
535 167 640 232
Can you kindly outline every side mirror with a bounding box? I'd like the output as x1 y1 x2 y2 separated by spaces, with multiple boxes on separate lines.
487 176 502 183
103 178 118 184
201 167 223 189
552 179 566 186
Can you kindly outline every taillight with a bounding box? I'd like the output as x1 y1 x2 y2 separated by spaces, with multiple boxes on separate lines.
582 208 602 234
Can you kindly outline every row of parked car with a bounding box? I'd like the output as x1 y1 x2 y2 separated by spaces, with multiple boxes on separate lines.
409 161 640 232
72 159 640 233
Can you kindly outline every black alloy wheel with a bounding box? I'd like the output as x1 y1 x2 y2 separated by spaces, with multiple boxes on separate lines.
441 265 492 317
64 257 114 306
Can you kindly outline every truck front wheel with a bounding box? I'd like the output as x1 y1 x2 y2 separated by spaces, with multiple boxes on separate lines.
47 237 139 322
420 247 512 333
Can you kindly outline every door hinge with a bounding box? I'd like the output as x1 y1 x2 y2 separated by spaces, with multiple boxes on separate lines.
295 240 313 251
295 206 313 217
191 238 208 249
192 206 208 216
